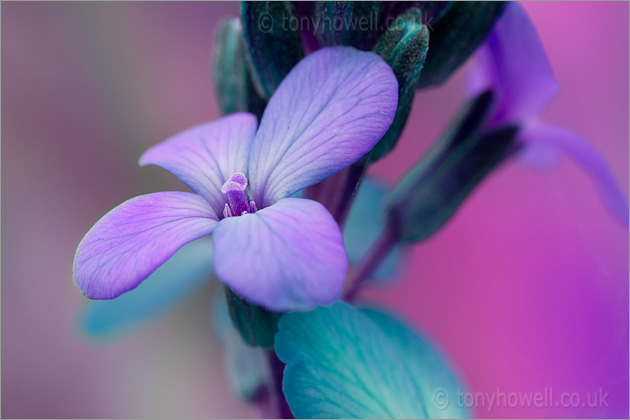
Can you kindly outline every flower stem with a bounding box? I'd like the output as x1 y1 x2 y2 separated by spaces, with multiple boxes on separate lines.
344 227 399 302
265 348 294 419
331 157 370 228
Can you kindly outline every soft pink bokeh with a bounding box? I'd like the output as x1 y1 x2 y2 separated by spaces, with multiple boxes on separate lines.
2 2 627 418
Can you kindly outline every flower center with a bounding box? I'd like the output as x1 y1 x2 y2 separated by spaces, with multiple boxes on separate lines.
221 172 257 218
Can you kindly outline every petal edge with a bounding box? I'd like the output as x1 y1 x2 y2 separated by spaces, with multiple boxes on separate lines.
519 122 629 226
74 192 218 299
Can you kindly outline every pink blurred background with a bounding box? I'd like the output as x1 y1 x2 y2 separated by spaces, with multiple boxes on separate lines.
1 2 627 418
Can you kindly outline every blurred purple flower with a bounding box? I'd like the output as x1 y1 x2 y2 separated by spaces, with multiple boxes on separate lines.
468 2 628 225
73 46 398 312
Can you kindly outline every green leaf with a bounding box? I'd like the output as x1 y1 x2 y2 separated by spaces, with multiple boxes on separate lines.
386 90 521 242
224 285 282 348
212 17 267 119
313 1 384 50
370 8 429 161
417 2 507 89
241 1 304 100
275 301 467 419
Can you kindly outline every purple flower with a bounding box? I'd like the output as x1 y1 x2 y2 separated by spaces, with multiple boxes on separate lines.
468 2 628 225
73 46 398 312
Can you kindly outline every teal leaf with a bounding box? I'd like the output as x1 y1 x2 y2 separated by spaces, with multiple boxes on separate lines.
241 1 304 100
213 292 270 401
417 2 507 89
276 301 467 419
370 8 429 161
386 91 520 242
212 17 267 119
80 238 213 338
344 177 404 281
361 307 468 419
313 1 384 50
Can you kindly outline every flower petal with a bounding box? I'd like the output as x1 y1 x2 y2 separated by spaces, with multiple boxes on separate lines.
212 198 347 312
139 113 258 216
81 238 214 337
248 46 398 208
519 137 561 169
519 122 629 225
275 301 467 419
468 2 559 125
74 192 218 299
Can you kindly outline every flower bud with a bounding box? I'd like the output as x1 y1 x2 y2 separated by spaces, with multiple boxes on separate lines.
385 1 452 26
386 90 521 242
212 17 267 119
370 8 428 161
313 1 384 50
241 1 304 100
417 2 507 89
